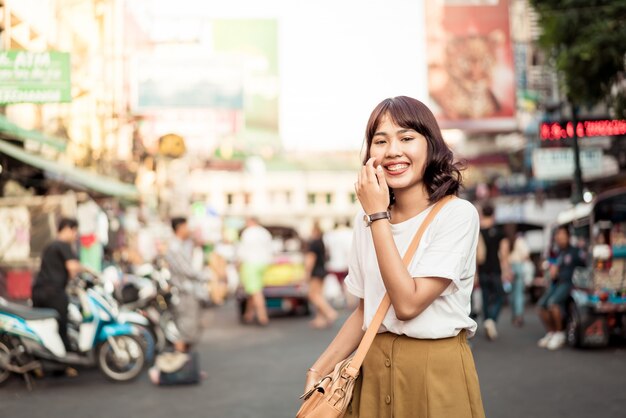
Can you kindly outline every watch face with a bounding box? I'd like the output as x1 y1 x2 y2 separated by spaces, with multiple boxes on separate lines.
363 214 370 227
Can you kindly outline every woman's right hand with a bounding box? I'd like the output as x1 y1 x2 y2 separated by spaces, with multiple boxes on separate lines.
304 369 322 394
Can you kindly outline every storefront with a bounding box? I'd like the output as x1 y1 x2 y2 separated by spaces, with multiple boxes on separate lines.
0 137 138 300
533 118 626 197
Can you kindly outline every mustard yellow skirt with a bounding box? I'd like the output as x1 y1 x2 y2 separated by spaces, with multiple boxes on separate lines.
345 331 485 418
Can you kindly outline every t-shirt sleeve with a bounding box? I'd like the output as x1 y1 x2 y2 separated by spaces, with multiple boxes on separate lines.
306 239 325 268
307 239 320 255
344 218 365 299
408 201 479 296
59 242 79 263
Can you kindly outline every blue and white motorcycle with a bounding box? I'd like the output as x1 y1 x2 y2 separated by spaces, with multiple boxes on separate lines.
0 279 148 386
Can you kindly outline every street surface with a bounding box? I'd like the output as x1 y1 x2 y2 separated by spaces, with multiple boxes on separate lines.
2 301 626 418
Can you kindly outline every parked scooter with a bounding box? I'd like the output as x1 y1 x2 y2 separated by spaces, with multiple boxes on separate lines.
102 263 180 353
0 277 148 388
88 270 157 362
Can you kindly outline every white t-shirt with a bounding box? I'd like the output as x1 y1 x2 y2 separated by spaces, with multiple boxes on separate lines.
344 198 479 339
323 227 353 272
238 225 273 265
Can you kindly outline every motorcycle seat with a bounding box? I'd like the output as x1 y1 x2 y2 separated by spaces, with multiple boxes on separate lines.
0 298 59 320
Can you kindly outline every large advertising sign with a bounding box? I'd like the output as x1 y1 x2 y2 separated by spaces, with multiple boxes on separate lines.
134 20 277 123
133 19 279 157
425 0 516 131
0 51 71 103
136 52 245 110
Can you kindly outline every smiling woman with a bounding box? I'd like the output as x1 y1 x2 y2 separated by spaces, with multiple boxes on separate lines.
303 96 484 418
363 96 464 205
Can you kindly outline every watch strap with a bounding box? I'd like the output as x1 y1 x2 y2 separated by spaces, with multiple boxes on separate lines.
368 211 391 224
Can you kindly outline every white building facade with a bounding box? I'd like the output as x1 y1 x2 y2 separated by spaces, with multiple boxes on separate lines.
188 167 360 235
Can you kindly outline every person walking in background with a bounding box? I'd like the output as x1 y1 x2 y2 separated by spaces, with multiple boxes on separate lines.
537 225 586 350
165 217 205 352
477 203 511 340
306 222 338 329
505 224 532 327
238 217 272 326
323 219 356 309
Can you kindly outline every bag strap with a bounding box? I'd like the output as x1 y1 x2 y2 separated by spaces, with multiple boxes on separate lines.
344 195 456 377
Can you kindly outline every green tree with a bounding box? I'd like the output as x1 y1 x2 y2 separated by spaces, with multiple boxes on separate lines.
530 0 626 202
530 0 626 115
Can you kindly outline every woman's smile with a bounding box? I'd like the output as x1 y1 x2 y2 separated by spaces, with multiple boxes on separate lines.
383 161 411 176
370 115 428 192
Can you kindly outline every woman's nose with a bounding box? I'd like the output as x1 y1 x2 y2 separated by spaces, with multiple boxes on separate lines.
385 139 401 157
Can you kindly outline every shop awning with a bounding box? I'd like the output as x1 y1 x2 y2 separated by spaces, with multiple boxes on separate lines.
0 115 67 152
0 139 138 199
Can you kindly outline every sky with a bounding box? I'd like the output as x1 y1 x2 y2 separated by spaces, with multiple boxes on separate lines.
134 0 429 152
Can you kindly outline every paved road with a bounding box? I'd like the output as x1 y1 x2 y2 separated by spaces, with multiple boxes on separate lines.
2 302 626 418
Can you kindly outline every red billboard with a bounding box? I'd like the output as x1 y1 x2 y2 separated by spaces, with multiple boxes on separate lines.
425 0 516 131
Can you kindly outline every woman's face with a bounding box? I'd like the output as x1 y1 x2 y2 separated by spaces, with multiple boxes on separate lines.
368 115 428 193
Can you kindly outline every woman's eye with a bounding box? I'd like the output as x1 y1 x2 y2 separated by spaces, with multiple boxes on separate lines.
402 137 414 142
374 140 386 145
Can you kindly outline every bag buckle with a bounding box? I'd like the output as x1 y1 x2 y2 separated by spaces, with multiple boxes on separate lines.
330 388 346 406
341 365 358 379
299 376 331 400
299 387 317 400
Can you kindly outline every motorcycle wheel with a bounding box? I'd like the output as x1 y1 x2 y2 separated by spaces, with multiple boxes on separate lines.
134 325 156 364
0 340 11 385
566 303 583 348
97 335 145 382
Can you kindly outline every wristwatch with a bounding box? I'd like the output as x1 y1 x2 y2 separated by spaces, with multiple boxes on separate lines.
363 210 391 227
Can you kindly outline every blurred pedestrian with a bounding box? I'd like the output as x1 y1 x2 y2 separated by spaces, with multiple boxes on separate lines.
305 96 484 417
165 217 204 352
505 224 532 327
238 217 272 326
537 226 586 350
31 218 82 352
477 203 511 340
323 219 356 309
76 195 108 274
306 222 338 329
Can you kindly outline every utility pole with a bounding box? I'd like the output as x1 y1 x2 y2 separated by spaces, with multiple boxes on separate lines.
570 102 584 204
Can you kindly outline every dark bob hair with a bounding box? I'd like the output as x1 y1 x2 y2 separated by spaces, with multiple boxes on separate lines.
363 96 463 203
57 217 78 232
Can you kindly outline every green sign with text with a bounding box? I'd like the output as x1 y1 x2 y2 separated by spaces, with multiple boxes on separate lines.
0 51 71 103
